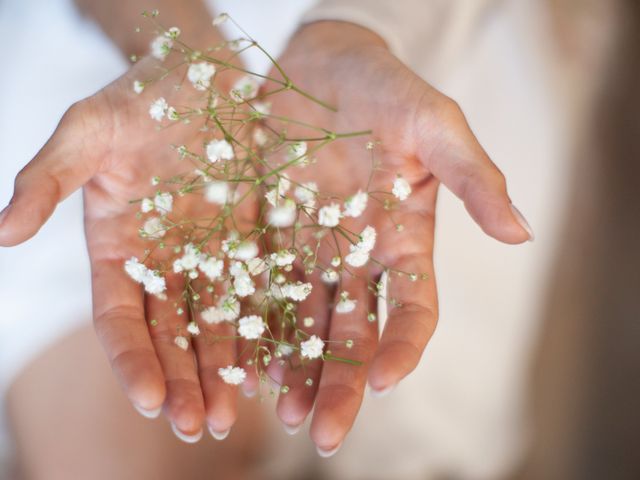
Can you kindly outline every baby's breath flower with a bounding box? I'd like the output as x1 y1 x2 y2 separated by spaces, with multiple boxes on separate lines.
202 296 240 324
345 225 377 267
142 217 166 239
150 35 173 60
238 315 265 340
198 257 223 281
124 257 147 283
140 198 154 213
204 181 230 205
187 62 216 91
253 128 268 147
149 97 168 122
281 281 312 302
392 176 412 201
142 271 167 297
303 316 315 327
276 344 294 357
174 335 189 351
245 257 269 276
133 80 145 95
331 256 341 267
187 321 201 336
286 141 307 162
206 139 234 163
212 12 229 26
173 243 202 273
336 291 357 314
218 365 246 385
165 26 181 39
294 182 318 208
343 190 368 218
230 75 259 102
318 203 342 228
268 199 297 228
153 192 173 215
233 273 256 298
321 269 339 284
300 335 325 360
167 107 179 121
271 250 296 267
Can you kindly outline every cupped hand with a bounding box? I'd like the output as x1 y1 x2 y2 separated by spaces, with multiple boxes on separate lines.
0 53 250 441
263 21 533 454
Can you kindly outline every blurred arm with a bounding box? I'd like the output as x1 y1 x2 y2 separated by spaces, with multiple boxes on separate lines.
73 0 222 57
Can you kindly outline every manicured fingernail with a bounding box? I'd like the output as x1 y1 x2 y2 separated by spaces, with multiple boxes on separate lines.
171 423 203 443
510 204 535 241
242 385 257 398
317 443 342 458
369 385 395 398
0 205 10 228
208 425 231 441
134 404 162 419
283 423 302 435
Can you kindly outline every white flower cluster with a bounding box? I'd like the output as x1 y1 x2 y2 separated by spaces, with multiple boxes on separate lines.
124 257 166 298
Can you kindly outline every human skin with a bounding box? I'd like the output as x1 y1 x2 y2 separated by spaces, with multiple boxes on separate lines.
0 3 533 454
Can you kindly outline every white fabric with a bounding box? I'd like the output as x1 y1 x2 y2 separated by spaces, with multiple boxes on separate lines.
0 0 573 479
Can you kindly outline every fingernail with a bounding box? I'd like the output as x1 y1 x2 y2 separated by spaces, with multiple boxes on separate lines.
510 204 535 241
0 205 10 228
242 385 257 398
134 404 162 419
283 423 302 435
171 423 203 443
317 443 342 458
369 385 395 398
208 425 231 441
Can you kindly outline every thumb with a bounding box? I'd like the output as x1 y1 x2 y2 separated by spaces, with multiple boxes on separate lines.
0 102 102 246
417 97 534 244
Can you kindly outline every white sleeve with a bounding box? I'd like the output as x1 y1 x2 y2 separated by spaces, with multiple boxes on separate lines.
301 0 498 75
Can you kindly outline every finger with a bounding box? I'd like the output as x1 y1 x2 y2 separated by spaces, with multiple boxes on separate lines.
310 276 377 454
0 102 101 246
416 97 534 243
91 258 166 416
368 255 437 393
146 278 206 441
276 278 331 432
193 311 239 439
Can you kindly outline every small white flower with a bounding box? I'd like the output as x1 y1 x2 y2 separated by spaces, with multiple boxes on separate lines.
149 97 168 122
218 365 246 385
154 192 173 214
142 271 167 297
300 335 325 360
187 321 200 336
233 273 255 298
234 242 259 261
345 225 377 267
173 243 202 273
238 315 265 340
281 282 312 302
133 80 145 94
303 317 315 327
229 261 246 278
204 181 230 205
140 198 154 213
321 269 339 284
174 335 189 351
246 257 270 276
143 217 166 239
125 257 147 283
202 296 240 324
268 199 297 228
276 343 294 357
165 27 181 39
392 176 412 201
343 190 368 218
150 35 173 60
167 107 179 121
271 250 296 267
286 142 307 162
212 13 229 26
230 75 259 102
206 139 234 163
294 182 318 208
318 203 342 228
253 128 268 147
187 62 216 91
198 257 223 281
336 291 357 314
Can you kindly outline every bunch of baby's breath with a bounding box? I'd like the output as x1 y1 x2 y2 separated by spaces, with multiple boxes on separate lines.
124 11 424 394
